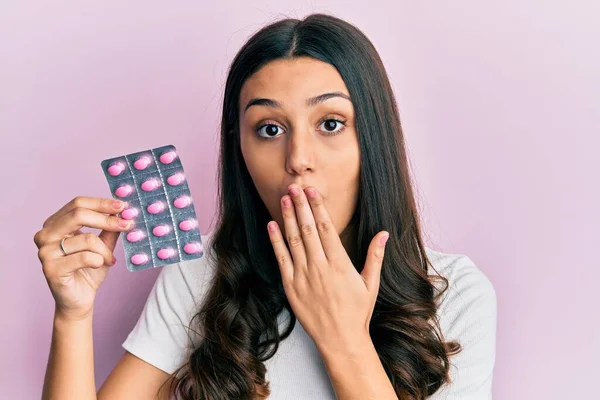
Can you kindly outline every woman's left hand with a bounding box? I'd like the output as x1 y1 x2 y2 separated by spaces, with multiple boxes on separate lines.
267 184 390 353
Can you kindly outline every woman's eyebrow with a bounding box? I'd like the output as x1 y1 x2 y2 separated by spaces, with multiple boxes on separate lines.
306 91 351 107
244 91 351 114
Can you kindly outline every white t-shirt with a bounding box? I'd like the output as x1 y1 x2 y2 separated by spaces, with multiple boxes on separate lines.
122 230 497 399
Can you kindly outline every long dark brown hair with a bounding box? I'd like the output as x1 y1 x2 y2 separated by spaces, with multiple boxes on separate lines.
166 13 460 400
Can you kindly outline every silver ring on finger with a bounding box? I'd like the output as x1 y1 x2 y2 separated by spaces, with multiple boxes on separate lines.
60 237 69 256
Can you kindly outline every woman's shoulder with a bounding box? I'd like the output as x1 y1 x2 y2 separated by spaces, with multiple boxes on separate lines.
157 230 218 297
423 247 498 397
121 230 218 374
424 246 497 336
424 246 496 299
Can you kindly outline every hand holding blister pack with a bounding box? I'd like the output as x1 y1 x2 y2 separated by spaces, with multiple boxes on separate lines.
101 144 203 272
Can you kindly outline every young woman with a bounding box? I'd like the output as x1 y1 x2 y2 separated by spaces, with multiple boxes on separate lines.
36 13 496 400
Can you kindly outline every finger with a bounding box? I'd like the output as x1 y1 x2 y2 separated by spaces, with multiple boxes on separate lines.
43 196 127 229
304 186 345 262
43 207 135 243
361 231 390 293
57 251 107 273
98 229 121 252
288 185 326 263
54 233 116 266
281 194 308 275
267 221 294 284
42 250 108 281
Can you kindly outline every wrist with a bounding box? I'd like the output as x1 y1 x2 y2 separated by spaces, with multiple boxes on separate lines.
54 307 94 327
316 330 374 363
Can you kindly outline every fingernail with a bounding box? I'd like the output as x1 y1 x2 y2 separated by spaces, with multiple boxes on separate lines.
268 222 278 232
305 188 316 199
282 197 292 208
112 200 123 209
289 187 301 197
118 219 129 228
111 256 117 265
379 233 390 246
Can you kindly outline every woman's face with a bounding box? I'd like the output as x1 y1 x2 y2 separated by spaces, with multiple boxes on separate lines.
239 56 360 240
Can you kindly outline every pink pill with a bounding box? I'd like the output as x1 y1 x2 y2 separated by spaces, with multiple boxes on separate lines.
183 242 203 254
152 224 171 237
114 184 133 198
131 253 149 265
121 207 138 220
167 172 185 186
126 229 145 242
173 195 191 209
157 248 176 260
107 162 125 176
141 178 161 192
133 155 152 170
159 150 177 164
147 201 165 214
178 219 197 232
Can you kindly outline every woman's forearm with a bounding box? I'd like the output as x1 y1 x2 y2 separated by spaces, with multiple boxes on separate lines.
42 311 96 400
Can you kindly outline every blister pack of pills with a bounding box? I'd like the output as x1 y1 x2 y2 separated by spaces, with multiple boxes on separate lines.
100 144 203 272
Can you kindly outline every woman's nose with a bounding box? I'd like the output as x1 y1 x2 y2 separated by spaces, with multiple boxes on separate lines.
285 130 315 175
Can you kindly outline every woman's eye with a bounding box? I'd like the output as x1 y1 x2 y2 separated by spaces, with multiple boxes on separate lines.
255 119 346 139
256 124 284 138
319 119 346 134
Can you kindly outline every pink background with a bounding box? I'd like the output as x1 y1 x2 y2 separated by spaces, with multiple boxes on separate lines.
1 1 598 398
